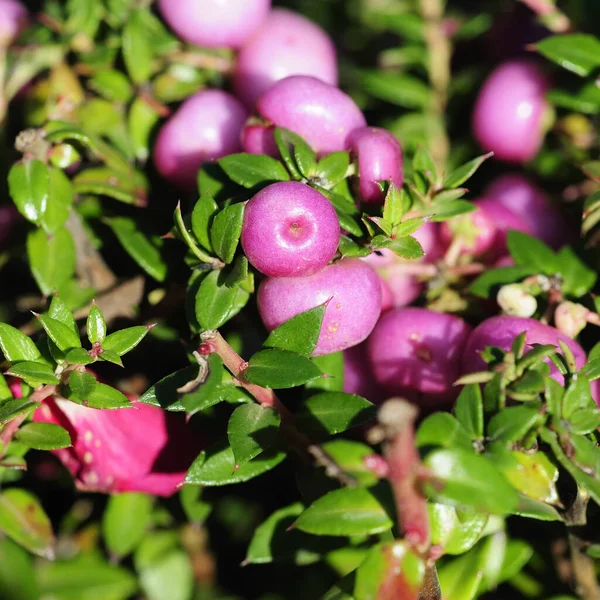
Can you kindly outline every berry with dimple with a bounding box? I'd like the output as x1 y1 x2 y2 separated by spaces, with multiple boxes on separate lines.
153 90 248 190
367 307 472 406
158 0 270 49
485 173 573 249
348 127 403 204
234 8 338 108
472 59 549 163
0 0 28 47
248 75 366 156
461 316 597 401
258 258 381 356
241 182 340 277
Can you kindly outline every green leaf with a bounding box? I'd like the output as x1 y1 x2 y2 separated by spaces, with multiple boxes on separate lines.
102 493 153 557
422 200 476 222
137 545 193 600
191 193 218 251
556 246 597 297
354 541 424 600
0 398 38 425
27 228 76 296
507 230 557 273
416 413 473 450
382 183 404 226
179 354 225 416
513 495 561 521
219 153 289 188
102 326 150 356
296 392 376 438
87 304 106 344
122 10 153 84
48 295 77 336
423 449 519 514
361 71 431 108
73 167 146 205
68 371 97 400
184 441 286 486
128 97 160 162
106 217 167 282
308 352 344 393
443 153 493 189
138 366 200 411
536 33 600 77
487 404 543 442
8 160 49 226
98 350 123 367
7 362 59 387
228 404 281 467
580 359 600 382
37 314 81 352
38 556 137 600
195 270 250 330
429 504 488 555
15 422 71 450
437 551 483 600
67 380 131 409
295 487 393 536
264 304 326 357
293 138 317 178
179 487 211 524
0 489 54 559
210 203 245 264
0 537 39 600
89 70 133 103
321 440 380 487
315 152 350 188
454 384 484 440
0 324 41 363
468 266 537 298
569 408 600 435
371 234 424 259
43 169 73 233
245 349 323 389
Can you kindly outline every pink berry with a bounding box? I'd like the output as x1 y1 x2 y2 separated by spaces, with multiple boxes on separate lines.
461 316 597 403
378 265 424 309
234 8 338 108
241 182 340 277
241 123 279 156
485 173 574 249
348 127 404 204
158 0 270 49
472 60 549 163
0 0 28 47
440 206 498 257
368 307 472 406
344 343 384 404
258 258 381 356
33 398 206 496
154 90 248 190
254 76 366 155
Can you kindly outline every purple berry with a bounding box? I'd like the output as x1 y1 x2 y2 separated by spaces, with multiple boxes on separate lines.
368 307 472 406
485 173 574 249
258 259 381 356
348 127 404 204
254 76 366 155
241 182 340 277
154 90 248 190
241 122 279 156
0 0 27 47
440 206 498 257
472 60 549 163
344 343 384 404
461 316 598 403
158 0 271 49
234 8 338 108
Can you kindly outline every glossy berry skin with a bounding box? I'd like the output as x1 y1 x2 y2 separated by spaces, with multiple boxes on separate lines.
33 398 206 496
241 182 340 277
485 173 573 249
154 90 248 190
343 343 384 404
241 123 279 156
473 60 549 163
258 259 381 356
347 127 403 204
158 0 270 49
0 0 27 46
254 76 367 155
368 308 472 406
461 316 597 402
234 8 338 108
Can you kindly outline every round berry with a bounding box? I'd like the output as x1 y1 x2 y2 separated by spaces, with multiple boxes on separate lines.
440 205 498 257
258 259 381 356
153 90 248 190
0 0 27 47
241 182 340 277
254 76 366 155
368 308 472 406
158 0 270 49
472 60 549 163
348 127 403 204
234 8 338 108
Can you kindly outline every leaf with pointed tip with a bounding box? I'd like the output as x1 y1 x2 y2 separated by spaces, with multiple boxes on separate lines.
210 203 245 264
7 362 59 387
191 193 218 252
443 153 493 189
264 305 326 357
15 423 71 450
454 384 484 440
8 160 49 226
0 324 41 363
37 314 81 352
102 326 150 356
87 304 106 344
219 153 289 188
245 349 323 389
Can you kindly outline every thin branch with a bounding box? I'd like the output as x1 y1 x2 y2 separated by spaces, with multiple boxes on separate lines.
519 0 571 32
